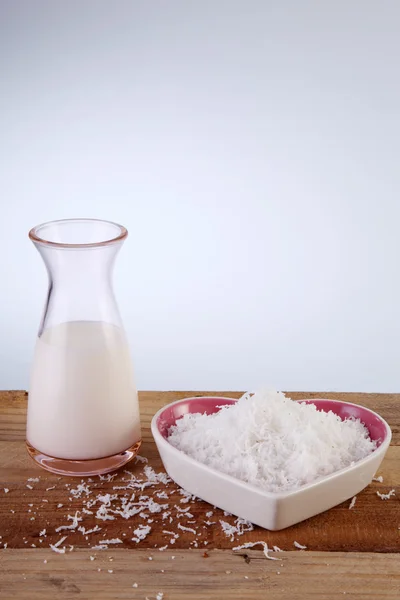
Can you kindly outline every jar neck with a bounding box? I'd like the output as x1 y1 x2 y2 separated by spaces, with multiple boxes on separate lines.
34 242 124 334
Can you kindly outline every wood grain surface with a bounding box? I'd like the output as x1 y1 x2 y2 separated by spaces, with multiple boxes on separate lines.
1 549 400 600
0 390 399 599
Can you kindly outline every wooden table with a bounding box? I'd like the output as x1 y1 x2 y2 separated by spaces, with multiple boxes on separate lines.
0 391 399 599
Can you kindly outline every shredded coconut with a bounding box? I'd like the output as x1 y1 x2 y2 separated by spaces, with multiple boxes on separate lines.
146 498 168 514
143 466 170 486
3 460 223 562
70 483 91 498
233 541 278 561
176 506 191 513
377 489 395 500
349 496 357 509
163 530 179 539
78 525 101 535
55 512 82 532
50 536 67 554
156 491 169 500
132 524 151 543
294 541 307 549
177 523 196 535
220 518 254 541
95 504 116 522
220 520 239 541
99 473 117 482
179 489 196 503
167 390 377 492
372 475 384 483
177 512 194 520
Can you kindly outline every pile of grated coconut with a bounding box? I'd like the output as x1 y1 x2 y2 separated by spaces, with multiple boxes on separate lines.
167 390 377 493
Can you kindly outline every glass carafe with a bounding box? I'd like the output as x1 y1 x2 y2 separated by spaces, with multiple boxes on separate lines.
26 219 141 476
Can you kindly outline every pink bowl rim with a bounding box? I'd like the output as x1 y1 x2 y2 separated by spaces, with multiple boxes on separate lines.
151 396 392 500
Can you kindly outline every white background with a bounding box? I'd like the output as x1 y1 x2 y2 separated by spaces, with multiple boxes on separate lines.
1 1 399 392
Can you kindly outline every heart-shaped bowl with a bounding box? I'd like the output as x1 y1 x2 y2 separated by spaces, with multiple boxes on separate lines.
151 396 392 530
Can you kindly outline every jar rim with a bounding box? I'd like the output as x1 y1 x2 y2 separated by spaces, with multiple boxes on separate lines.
29 218 128 248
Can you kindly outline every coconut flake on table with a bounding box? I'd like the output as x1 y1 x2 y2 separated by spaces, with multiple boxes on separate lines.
55 511 82 532
177 523 196 535
220 518 254 541
178 488 197 503
6 457 261 557
70 482 91 498
132 524 152 543
167 390 377 493
349 496 357 510
78 525 101 535
294 541 307 550
376 489 395 500
233 541 278 561
156 491 169 500
50 535 68 554
99 473 117 482
177 512 194 520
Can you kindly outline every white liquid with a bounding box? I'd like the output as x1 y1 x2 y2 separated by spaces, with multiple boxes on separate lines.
27 321 141 460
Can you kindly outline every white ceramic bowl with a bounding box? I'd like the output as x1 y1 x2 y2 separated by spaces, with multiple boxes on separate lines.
151 396 392 530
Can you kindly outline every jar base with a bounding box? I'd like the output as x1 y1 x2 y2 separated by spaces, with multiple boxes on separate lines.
26 440 142 477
